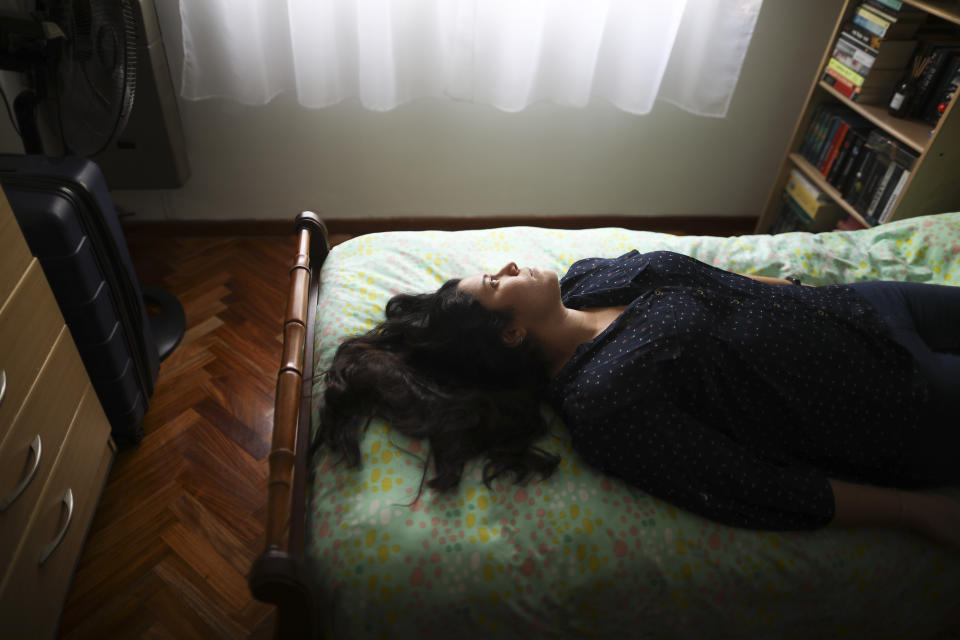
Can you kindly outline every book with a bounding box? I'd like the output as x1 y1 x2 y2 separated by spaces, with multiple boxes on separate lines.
862 1 899 25
841 21 883 49
822 66 860 98
828 125 867 187
783 179 845 232
785 168 828 218
834 33 879 76
827 56 867 86
820 120 851 176
855 6 892 38
910 43 960 117
843 148 878 206
870 163 906 221
865 161 901 221
782 192 815 229
855 154 889 214
865 129 920 170
824 57 902 101
770 194 806 234
871 0 903 12
833 130 868 193
878 169 910 223
813 117 841 169
798 108 825 159
802 105 846 165
832 30 917 75
921 53 960 125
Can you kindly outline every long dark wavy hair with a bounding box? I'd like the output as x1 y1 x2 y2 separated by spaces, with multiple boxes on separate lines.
313 279 561 502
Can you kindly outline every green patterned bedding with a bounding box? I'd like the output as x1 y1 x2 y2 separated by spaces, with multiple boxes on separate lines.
307 214 960 639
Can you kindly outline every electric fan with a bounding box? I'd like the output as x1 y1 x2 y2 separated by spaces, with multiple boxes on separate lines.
1 0 136 155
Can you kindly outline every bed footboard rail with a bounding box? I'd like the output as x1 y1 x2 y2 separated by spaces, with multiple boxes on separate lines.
250 211 329 639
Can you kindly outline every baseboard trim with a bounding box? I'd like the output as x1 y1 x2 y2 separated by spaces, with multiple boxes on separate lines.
121 214 758 237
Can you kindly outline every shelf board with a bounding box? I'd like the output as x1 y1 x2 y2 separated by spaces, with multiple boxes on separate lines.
788 153 871 228
904 0 960 26
818 82 933 153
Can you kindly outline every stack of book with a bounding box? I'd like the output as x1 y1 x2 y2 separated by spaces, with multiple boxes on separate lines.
846 129 919 224
770 168 844 234
799 105 873 195
797 103 919 226
822 0 923 102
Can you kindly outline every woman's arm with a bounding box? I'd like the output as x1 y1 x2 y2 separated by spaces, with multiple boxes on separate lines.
740 274 794 286
827 478 908 529
828 477 960 550
739 273 818 287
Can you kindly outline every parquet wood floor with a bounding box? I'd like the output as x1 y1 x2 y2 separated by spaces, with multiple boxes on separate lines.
57 230 347 640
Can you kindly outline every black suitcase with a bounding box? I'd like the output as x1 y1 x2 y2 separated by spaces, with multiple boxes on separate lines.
0 154 163 443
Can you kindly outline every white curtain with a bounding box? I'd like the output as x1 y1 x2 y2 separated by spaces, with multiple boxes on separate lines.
178 0 763 117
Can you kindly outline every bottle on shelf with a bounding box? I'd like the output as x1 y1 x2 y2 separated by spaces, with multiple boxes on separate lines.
888 55 930 118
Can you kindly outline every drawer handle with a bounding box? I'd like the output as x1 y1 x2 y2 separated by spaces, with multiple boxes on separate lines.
0 369 6 407
0 434 42 511
39 488 74 566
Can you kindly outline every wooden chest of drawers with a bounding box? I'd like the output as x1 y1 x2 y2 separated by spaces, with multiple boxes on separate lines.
0 186 116 638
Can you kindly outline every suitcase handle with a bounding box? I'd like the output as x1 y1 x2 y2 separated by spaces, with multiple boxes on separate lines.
0 435 42 512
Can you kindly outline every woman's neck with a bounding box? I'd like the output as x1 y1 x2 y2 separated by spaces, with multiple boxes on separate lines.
535 305 627 377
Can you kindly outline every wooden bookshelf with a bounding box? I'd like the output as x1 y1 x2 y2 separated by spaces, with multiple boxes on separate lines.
907 0 960 27
757 0 960 233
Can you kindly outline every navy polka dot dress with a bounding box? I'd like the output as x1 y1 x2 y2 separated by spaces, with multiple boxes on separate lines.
545 251 933 531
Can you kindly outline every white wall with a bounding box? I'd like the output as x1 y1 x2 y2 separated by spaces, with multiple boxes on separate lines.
1 1 843 221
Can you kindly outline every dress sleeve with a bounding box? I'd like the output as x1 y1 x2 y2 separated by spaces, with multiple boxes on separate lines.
575 400 837 531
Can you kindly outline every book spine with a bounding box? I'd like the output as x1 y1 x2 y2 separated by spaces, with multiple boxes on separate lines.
859 6 893 31
815 118 842 169
802 106 835 160
862 1 899 24
827 57 866 86
844 22 883 49
866 161 898 219
878 169 910 223
789 167 823 198
785 172 825 218
922 55 960 125
873 0 903 11
912 49 952 117
808 112 833 165
844 148 876 204
872 164 905 221
856 156 887 214
782 192 814 228
835 33 878 75
821 121 850 176
822 68 860 98
853 9 888 38
834 133 865 192
827 132 854 185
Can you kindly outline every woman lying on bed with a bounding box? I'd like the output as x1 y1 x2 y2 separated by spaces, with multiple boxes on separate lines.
317 250 960 552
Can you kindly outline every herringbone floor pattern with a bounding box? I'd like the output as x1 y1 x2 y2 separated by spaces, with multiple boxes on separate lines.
57 231 350 639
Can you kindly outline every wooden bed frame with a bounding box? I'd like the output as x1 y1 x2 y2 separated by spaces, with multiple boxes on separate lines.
249 211 329 639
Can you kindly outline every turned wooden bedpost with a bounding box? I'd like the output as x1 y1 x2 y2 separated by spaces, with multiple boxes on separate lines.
250 211 329 639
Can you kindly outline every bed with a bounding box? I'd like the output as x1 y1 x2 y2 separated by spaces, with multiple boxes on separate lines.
250 212 960 639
